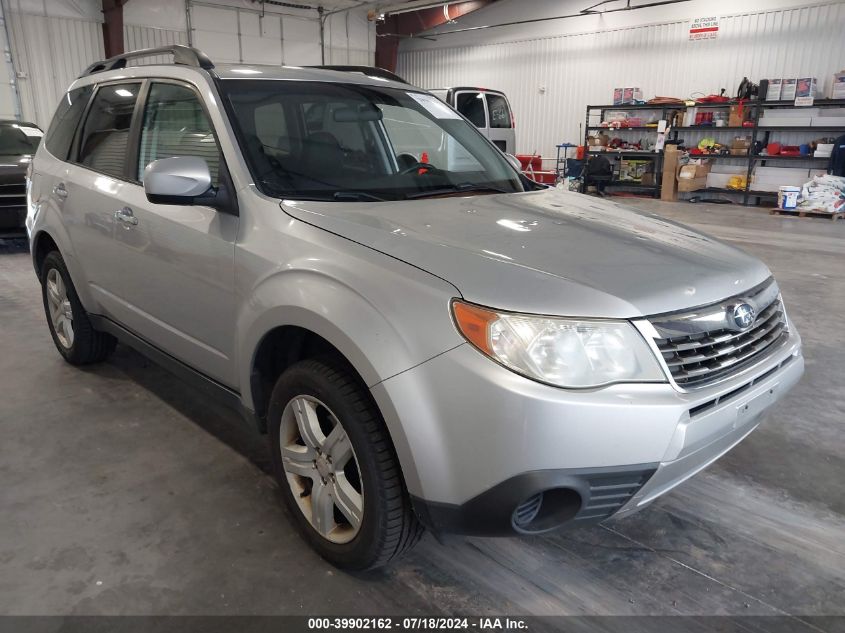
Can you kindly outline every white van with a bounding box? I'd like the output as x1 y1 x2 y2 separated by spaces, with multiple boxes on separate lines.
428 87 515 154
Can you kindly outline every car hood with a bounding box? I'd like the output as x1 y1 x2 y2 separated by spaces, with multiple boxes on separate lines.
0 154 29 183
280 188 771 318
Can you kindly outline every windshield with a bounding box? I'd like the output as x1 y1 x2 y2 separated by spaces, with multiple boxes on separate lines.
0 123 42 155
222 80 525 201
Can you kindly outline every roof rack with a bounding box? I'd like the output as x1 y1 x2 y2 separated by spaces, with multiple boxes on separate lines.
81 45 214 77
310 65 407 84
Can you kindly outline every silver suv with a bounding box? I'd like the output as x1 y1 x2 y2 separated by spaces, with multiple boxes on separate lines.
27 46 804 569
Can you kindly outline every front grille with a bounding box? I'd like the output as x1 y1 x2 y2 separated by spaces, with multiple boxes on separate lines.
574 469 655 522
650 279 788 389
0 182 26 211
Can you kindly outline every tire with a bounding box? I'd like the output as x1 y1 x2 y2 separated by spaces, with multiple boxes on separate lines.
40 250 116 365
268 357 423 570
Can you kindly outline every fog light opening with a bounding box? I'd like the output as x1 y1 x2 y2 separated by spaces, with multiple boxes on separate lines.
512 488 582 534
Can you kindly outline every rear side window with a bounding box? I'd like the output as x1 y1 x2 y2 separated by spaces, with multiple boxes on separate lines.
137 82 220 185
487 93 512 129
44 86 93 160
78 82 140 178
455 92 485 128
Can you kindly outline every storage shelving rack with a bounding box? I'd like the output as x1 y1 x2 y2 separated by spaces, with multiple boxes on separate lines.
583 99 845 204
582 103 685 197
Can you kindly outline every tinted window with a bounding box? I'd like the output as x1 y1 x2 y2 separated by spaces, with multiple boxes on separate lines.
138 82 219 185
487 93 512 129
44 86 92 160
78 82 140 178
455 92 485 128
0 123 42 155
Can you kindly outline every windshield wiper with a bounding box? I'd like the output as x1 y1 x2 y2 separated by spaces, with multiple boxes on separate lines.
333 191 388 202
404 183 512 200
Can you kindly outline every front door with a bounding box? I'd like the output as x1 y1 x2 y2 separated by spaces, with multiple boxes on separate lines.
108 80 238 387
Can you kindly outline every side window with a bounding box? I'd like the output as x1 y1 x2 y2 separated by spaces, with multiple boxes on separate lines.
138 82 220 186
487 94 512 129
44 85 93 160
455 92 485 128
78 82 140 177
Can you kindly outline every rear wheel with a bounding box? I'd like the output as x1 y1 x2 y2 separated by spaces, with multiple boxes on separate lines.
40 251 116 365
268 358 423 569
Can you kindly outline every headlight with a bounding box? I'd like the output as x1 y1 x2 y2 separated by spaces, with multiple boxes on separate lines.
452 300 666 388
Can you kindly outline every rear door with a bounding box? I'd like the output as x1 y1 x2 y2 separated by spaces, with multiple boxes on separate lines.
60 80 143 316
484 91 515 154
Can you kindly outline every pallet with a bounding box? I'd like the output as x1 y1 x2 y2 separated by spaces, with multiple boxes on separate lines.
770 208 844 221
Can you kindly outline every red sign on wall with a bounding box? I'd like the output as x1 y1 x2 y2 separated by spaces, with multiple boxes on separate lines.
689 16 719 40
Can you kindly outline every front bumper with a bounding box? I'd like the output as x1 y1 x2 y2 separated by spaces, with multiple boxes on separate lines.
372 328 803 536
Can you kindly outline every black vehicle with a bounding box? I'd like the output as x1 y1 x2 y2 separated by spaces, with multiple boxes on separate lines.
0 120 42 237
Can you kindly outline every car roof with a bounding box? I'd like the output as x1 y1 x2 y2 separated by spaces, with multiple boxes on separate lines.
73 62 415 93
213 63 413 90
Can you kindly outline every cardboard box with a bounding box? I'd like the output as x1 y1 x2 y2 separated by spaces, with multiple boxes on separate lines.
587 134 609 147
678 162 711 179
661 145 679 201
766 79 783 101
731 136 752 149
677 162 710 192
728 105 747 127
781 78 797 101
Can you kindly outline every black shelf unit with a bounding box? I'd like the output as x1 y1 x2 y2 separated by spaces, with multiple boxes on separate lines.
586 99 841 204
583 104 682 197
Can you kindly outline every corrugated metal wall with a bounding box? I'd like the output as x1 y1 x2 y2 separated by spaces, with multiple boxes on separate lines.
6 11 102 127
124 24 188 64
397 2 845 157
188 3 373 67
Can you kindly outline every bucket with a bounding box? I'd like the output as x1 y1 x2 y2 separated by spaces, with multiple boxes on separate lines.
778 186 800 210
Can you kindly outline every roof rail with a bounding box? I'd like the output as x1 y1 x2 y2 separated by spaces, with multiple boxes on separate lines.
310 65 407 84
80 45 214 77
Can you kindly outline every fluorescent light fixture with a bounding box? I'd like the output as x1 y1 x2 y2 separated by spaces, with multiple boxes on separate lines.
114 88 134 97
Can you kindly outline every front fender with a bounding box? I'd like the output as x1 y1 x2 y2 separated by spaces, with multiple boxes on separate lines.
236 260 464 500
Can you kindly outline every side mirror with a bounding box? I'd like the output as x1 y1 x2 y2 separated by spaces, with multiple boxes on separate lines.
144 156 213 205
504 152 522 172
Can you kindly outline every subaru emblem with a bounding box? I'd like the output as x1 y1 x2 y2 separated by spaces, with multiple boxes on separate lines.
731 302 756 330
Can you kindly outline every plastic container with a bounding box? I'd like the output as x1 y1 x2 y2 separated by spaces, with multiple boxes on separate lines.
778 186 800 210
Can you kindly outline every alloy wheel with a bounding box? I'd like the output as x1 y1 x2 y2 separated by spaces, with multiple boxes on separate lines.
279 395 364 544
46 268 74 349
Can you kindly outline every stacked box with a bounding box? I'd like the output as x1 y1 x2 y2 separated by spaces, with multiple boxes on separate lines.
781 79 798 101
831 72 845 99
766 79 783 101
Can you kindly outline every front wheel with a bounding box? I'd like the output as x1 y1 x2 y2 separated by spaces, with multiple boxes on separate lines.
268 358 423 569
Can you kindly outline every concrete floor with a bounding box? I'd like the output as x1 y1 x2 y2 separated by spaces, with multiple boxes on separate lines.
1 201 844 617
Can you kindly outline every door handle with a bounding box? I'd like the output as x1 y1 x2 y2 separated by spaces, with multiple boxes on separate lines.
114 207 138 227
53 183 68 198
